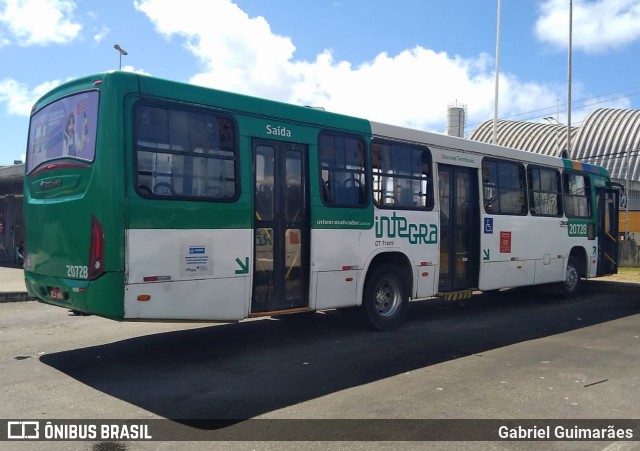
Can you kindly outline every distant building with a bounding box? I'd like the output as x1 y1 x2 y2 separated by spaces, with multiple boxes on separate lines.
446 104 467 138
470 108 640 238
0 164 24 265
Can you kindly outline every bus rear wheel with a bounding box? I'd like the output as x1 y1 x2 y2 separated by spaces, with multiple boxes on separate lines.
357 264 409 331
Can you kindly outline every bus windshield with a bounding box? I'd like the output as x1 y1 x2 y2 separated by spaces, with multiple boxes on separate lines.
27 90 99 174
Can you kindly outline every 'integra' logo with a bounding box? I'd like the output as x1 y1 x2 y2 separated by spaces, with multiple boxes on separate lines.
375 212 438 244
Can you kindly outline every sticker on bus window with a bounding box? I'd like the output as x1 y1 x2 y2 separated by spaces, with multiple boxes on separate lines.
180 241 213 276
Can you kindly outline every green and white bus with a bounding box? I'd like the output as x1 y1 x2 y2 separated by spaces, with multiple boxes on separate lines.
24 72 621 330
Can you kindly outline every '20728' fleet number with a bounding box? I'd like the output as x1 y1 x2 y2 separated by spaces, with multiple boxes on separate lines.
67 265 88 279
568 223 588 237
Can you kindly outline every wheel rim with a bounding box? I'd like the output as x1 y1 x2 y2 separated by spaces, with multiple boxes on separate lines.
373 277 402 318
565 263 578 292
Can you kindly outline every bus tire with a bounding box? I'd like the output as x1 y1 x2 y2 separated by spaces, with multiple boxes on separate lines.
562 256 582 297
357 264 409 331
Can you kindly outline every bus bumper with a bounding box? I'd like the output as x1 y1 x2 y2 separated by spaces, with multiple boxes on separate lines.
24 271 125 320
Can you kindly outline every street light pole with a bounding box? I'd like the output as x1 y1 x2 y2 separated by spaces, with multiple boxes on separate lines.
114 44 128 70
625 145 631 239
493 0 502 145
567 0 573 157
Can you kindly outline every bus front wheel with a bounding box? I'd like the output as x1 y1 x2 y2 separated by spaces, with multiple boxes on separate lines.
562 256 582 297
357 264 409 331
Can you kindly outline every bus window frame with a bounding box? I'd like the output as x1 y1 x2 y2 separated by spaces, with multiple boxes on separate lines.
132 99 241 203
370 138 434 211
481 157 528 216
527 164 563 217
562 170 592 219
26 89 100 175
317 130 369 209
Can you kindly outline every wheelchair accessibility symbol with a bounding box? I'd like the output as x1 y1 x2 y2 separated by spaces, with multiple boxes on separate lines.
484 217 494 234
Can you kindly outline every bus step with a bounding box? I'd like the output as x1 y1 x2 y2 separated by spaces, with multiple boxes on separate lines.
249 307 310 318
440 290 474 302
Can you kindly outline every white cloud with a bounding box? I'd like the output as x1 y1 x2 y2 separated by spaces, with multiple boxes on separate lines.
0 78 61 115
535 0 640 53
121 65 151 76
287 48 505 131
135 0 296 97
134 0 565 132
93 25 109 44
0 0 82 46
0 68 148 117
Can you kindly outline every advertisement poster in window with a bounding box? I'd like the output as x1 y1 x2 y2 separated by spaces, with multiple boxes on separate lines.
27 91 99 173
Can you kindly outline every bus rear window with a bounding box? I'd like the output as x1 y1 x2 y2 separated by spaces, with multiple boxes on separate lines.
27 91 99 174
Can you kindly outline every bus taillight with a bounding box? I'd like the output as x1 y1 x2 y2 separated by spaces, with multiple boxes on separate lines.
89 215 105 280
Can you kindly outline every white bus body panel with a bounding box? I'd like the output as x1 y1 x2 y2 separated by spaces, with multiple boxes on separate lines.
124 229 251 320
311 210 440 310
311 229 363 310
478 216 567 290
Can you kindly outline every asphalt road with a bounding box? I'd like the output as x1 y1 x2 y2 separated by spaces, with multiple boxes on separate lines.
1 286 639 451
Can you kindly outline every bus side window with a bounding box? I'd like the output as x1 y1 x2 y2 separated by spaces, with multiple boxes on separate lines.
134 103 238 202
482 158 526 215
371 140 432 210
563 172 591 218
318 132 367 207
335 175 361 205
528 166 562 217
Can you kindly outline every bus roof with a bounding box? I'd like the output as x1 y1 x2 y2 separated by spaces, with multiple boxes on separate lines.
370 120 609 177
32 71 609 178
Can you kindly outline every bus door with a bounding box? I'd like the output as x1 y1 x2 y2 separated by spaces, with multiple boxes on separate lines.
596 187 619 276
438 165 480 292
252 138 309 313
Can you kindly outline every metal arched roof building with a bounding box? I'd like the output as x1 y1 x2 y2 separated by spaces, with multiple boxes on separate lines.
469 119 577 158
470 108 640 210
571 108 640 182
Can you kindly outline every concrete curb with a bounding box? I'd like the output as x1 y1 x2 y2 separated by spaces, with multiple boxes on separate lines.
0 292 35 303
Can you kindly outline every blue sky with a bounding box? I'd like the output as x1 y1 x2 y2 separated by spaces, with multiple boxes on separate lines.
2 0 640 165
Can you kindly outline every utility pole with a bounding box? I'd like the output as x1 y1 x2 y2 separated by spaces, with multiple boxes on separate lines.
566 0 573 157
493 0 502 144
